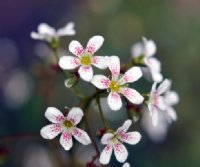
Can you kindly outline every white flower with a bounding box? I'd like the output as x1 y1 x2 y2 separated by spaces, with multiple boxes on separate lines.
99 120 141 165
31 22 75 42
59 36 108 82
122 162 131 167
148 79 179 126
131 37 163 82
91 56 144 111
40 107 91 150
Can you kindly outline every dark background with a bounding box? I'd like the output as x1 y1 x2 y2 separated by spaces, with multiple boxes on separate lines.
0 0 200 167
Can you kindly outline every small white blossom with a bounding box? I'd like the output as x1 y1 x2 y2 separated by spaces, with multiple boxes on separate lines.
148 79 179 126
99 120 141 165
31 22 75 42
40 107 91 150
131 37 163 82
91 56 144 111
122 162 131 167
59 35 108 82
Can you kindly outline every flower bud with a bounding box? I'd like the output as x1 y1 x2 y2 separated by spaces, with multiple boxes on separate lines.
96 128 106 138
86 162 96 167
64 76 78 88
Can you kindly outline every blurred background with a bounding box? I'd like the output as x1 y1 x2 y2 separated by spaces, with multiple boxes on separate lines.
0 0 200 166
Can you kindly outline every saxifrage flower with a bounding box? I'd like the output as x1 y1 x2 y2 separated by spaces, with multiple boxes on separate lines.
91 56 144 111
131 37 163 82
31 22 75 42
59 35 108 82
40 107 91 150
99 120 141 164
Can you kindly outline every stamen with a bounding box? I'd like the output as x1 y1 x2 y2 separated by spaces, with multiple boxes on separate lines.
80 54 92 65
109 81 120 92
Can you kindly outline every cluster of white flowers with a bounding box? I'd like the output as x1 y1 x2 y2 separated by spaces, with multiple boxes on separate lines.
31 22 179 166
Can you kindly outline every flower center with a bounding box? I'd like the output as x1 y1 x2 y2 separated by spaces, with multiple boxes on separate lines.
110 135 119 145
62 120 73 128
80 54 91 66
109 81 120 92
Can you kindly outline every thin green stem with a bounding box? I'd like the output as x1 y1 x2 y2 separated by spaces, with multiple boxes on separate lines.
51 46 85 99
96 96 109 129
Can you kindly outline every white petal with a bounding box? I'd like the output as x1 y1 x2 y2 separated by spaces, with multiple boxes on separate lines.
78 65 93 82
145 57 161 72
101 133 114 145
45 107 64 123
150 82 157 96
40 124 61 139
59 132 73 150
122 162 130 167
69 40 84 56
165 91 179 105
117 120 132 134
107 92 122 111
86 35 104 54
92 56 108 69
57 22 76 36
59 56 80 70
30 32 43 40
120 132 141 145
143 37 156 57
157 96 167 110
114 143 128 163
151 109 158 126
148 103 159 126
67 107 84 125
99 145 113 165
157 79 171 95
72 127 91 145
109 56 120 80
91 75 110 89
120 88 144 105
131 42 143 58
119 67 142 85
167 107 177 121
38 23 55 34
151 71 163 83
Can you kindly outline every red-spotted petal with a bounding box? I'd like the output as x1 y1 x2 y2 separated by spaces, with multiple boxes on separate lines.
157 96 167 110
91 75 110 89
45 107 64 123
101 133 114 145
107 92 122 111
120 132 141 145
86 36 104 54
119 67 142 85
72 127 91 145
113 143 128 163
157 79 171 95
59 132 73 150
59 56 80 70
109 56 120 80
78 65 93 82
40 124 61 139
120 88 144 105
69 40 84 56
99 145 113 165
67 107 84 125
117 120 132 134
92 56 108 69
